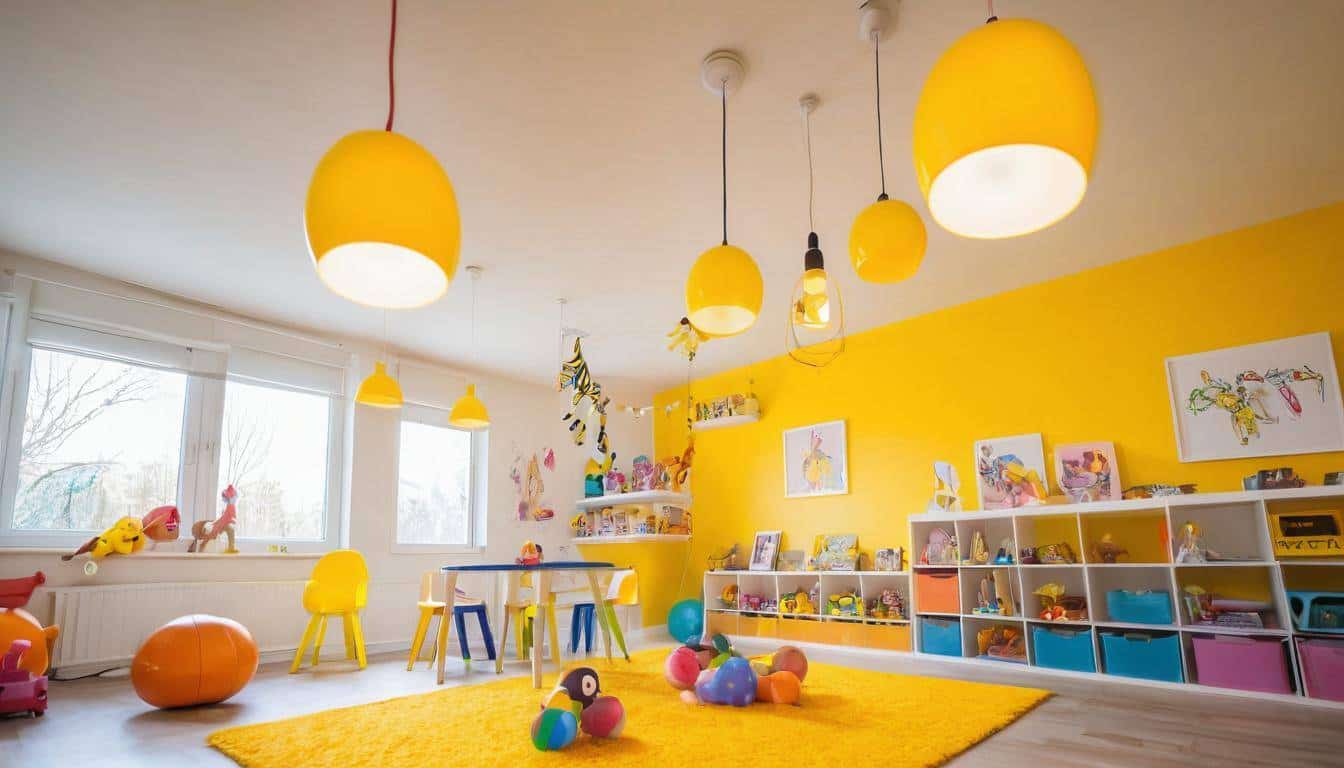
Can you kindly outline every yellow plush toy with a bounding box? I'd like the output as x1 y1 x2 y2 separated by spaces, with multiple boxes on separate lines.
62 516 147 574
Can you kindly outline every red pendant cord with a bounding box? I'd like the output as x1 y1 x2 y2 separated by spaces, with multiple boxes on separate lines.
385 0 397 131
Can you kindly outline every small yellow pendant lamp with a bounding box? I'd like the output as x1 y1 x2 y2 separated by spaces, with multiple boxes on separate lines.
913 4 1098 239
684 51 762 338
357 311 404 408
848 4 927 284
449 266 490 430
305 0 460 309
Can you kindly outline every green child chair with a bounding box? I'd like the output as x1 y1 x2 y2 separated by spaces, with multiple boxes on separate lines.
291 550 369 673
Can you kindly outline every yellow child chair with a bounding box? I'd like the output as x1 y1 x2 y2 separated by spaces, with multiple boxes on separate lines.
573 569 638 660
499 571 559 663
290 550 369 673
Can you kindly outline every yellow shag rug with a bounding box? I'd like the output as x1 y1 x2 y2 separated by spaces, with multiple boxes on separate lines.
208 648 1049 768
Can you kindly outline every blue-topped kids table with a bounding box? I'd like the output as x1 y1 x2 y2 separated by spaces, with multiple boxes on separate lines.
437 561 616 687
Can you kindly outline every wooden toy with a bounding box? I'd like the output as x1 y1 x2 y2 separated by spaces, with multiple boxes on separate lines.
0 639 48 718
1268 508 1343 557
189 485 239 554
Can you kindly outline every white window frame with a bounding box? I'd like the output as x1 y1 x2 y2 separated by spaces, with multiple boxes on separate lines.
391 402 488 555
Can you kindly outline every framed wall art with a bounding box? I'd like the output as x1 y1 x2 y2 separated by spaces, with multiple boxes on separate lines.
783 419 848 497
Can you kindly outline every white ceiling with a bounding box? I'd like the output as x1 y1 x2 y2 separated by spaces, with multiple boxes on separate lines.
3 1 1342 392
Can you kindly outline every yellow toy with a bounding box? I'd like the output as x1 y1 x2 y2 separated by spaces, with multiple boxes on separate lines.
661 436 695 493
61 516 147 575
720 583 739 608
780 588 816 615
290 550 369 673
666 316 709 361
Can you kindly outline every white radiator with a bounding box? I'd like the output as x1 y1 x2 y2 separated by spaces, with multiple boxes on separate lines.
49 580 306 670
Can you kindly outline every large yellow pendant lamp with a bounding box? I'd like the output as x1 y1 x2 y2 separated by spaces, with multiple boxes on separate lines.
913 3 1098 239
449 266 490 430
684 51 762 338
788 95 844 368
357 312 404 409
849 4 927 285
305 0 460 308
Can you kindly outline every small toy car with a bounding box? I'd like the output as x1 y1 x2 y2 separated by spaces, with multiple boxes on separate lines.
0 639 49 718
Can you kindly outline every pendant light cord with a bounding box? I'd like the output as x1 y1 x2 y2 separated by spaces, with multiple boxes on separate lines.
803 102 815 231
986 0 998 23
873 32 887 200
469 271 477 364
720 80 728 246
385 0 397 131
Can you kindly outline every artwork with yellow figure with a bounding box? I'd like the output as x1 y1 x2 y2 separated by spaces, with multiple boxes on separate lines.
1187 369 1276 446
973 434 1048 510
510 448 555 521
784 420 848 497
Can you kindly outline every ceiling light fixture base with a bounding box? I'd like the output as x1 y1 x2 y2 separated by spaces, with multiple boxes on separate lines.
799 93 820 114
700 50 746 96
858 2 890 43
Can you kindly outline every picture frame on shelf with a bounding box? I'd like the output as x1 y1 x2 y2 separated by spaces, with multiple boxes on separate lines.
749 531 782 571
783 419 848 497
973 434 1049 509
1165 331 1344 462
1054 441 1121 502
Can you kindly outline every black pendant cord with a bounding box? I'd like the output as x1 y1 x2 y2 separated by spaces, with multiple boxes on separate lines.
874 33 887 201
385 0 397 131
987 0 998 23
721 81 728 246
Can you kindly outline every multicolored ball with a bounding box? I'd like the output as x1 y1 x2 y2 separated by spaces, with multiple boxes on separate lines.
530 707 578 751
580 695 626 739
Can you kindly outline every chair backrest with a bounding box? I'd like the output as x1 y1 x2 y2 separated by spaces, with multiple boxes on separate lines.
310 550 369 592
607 569 638 605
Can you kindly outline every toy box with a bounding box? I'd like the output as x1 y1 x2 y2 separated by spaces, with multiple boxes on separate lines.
920 617 961 657
1105 589 1173 625
1032 626 1096 673
1100 630 1183 683
1190 634 1292 694
1296 637 1344 702
916 571 959 614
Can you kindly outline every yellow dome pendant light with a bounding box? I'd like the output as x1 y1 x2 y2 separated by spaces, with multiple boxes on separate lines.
357 311 404 409
787 95 844 369
449 266 490 430
305 0 461 309
684 51 763 338
913 0 1098 239
849 2 927 284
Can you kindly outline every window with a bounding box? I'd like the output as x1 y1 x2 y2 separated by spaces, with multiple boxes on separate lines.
13 348 187 532
396 405 485 550
218 380 333 541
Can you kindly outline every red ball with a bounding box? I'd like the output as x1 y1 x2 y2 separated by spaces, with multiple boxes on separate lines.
664 646 700 690
580 695 625 739
132 614 257 709
770 645 809 683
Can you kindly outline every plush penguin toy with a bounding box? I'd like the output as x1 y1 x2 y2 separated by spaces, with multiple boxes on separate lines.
558 667 601 710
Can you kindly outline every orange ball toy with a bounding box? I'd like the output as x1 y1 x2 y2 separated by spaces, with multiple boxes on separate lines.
132 614 258 709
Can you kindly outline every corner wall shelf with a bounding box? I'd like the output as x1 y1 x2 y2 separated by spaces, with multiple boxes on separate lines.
574 534 690 544
692 413 760 431
573 490 690 510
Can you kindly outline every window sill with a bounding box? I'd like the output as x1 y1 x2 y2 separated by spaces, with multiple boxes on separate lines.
0 547 323 560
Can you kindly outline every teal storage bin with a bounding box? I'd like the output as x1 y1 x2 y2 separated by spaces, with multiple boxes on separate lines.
1100 630 1184 683
1106 589 1173 625
921 617 962 657
1032 626 1096 673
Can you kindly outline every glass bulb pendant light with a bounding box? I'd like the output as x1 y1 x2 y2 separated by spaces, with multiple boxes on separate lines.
788 95 844 368
849 2 927 284
449 266 490 430
913 1 1097 239
306 0 461 308
684 51 763 339
357 311 404 408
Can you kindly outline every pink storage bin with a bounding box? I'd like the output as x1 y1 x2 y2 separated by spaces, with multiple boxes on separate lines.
1191 634 1292 694
1297 637 1344 702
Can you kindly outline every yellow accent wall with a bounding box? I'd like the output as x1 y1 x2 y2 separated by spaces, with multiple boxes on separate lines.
642 203 1344 623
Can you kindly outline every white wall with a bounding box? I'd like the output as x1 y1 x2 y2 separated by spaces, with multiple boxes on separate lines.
0 250 653 662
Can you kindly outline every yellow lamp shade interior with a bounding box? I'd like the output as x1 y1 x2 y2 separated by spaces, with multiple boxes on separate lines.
684 244 763 337
356 361 404 409
449 384 490 430
913 19 1097 239
848 198 928 284
306 130 460 308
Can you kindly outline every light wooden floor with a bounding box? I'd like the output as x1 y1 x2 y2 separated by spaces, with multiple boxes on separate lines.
5 639 1342 767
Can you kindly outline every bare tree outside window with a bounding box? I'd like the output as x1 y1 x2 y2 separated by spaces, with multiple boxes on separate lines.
15 348 185 531
397 420 472 545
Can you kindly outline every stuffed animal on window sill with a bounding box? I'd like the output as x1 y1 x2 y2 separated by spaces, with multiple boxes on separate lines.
189 485 239 554
62 516 147 574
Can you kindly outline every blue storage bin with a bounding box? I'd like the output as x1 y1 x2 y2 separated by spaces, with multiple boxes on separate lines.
1100 630 1184 683
921 617 962 657
1032 626 1096 673
1106 589 1173 625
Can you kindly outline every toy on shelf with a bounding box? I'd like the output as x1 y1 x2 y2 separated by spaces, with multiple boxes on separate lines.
779 587 816 615
1268 508 1343 558
140 505 180 547
604 464 627 494
1122 483 1197 499
718 583 738 608
1034 542 1078 564
61 516 147 574
921 528 958 565
1287 591 1344 633
1182 585 1274 629
1243 467 1306 490
972 571 1015 616
1326 471 1343 486
707 544 739 571
1019 546 1039 564
132 614 258 709
516 541 543 566
583 451 614 499
1174 521 1223 563
826 590 862 617
0 573 59 681
926 461 962 513
694 392 761 426
992 538 1015 565
630 455 663 492
661 436 695 493
976 625 1026 663
866 588 905 620
189 485 239 554
1091 534 1128 564
0 640 47 718
874 547 904 571
1034 583 1088 621
966 531 989 565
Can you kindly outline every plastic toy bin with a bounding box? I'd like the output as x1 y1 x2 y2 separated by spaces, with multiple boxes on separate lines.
920 617 962 657
1099 630 1184 683
1297 637 1344 702
1190 635 1292 694
1105 589 1173 625
916 571 960 614
1032 626 1096 673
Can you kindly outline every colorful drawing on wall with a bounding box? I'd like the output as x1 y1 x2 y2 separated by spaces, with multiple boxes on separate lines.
510 447 555 521
1054 441 1120 503
783 420 848 497
973 434 1048 509
1166 332 1344 462
749 531 782 571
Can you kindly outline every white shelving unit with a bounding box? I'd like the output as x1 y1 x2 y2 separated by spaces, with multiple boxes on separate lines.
905 486 1344 706
573 489 692 544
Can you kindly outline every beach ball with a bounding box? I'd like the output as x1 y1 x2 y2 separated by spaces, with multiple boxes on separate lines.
580 695 626 739
132 614 258 709
666 599 704 644
531 707 578 751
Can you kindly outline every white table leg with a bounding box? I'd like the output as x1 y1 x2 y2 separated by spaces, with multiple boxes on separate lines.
532 570 551 688
585 569 614 662
436 571 458 685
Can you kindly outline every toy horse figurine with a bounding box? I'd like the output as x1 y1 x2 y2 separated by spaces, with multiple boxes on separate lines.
189 485 239 554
